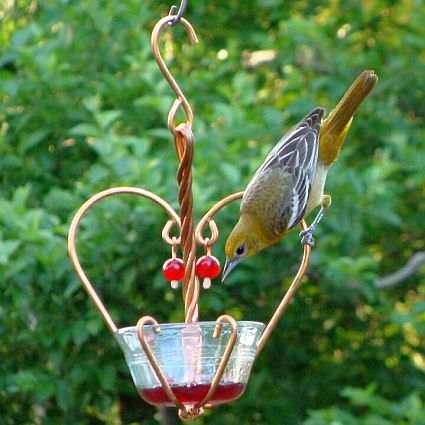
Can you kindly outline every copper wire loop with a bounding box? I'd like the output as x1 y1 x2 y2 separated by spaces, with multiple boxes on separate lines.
196 314 238 408
151 15 199 133
168 98 185 137
136 316 187 411
67 187 180 333
195 192 243 246
196 220 219 247
162 219 181 245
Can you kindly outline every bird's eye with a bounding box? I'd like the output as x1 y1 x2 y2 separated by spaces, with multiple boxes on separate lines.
236 244 245 256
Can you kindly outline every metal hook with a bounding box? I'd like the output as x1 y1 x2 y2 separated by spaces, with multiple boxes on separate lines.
151 15 199 132
168 0 188 26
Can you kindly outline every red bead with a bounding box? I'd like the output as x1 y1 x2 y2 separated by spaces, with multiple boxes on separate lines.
162 258 185 281
196 256 221 279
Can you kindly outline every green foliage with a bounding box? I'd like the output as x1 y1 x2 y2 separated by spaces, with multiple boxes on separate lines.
1 0 424 424
304 385 425 425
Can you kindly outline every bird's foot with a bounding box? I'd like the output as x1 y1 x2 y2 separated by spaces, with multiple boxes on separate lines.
300 228 315 247
299 209 323 247
299 194 332 247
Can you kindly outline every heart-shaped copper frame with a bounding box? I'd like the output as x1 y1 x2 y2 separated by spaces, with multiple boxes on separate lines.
67 186 311 419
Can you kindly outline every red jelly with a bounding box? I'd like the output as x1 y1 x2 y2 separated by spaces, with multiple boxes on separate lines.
162 258 185 281
196 255 221 279
139 382 245 407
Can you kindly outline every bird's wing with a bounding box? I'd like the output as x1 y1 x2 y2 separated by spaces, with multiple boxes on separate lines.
253 107 325 231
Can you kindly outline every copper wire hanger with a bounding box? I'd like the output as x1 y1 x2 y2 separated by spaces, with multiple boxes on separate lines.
151 3 198 134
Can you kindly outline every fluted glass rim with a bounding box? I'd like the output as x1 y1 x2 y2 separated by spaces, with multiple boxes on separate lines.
116 320 265 335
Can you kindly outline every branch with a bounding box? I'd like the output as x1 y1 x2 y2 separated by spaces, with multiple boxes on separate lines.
375 251 425 289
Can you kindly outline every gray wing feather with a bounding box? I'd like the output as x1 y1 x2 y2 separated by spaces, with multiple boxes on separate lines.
250 107 324 230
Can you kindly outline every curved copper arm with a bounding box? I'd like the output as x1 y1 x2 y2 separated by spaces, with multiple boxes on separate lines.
195 192 244 246
196 314 238 408
136 316 186 411
256 220 311 355
67 187 180 333
151 15 199 132
194 192 312 357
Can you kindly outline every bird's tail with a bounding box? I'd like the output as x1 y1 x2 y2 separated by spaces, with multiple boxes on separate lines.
319 70 378 166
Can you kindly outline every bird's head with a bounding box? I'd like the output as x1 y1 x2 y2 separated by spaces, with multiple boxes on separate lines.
223 214 269 281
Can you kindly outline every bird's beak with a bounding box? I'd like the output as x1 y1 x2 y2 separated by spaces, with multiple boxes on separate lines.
221 257 241 282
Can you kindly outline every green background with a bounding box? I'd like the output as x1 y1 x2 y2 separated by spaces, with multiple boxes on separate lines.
1 0 424 424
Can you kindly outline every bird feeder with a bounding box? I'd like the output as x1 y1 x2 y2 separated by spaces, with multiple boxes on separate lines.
67 3 312 421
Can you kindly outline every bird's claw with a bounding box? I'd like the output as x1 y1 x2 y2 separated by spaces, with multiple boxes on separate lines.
299 195 332 247
299 228 315 247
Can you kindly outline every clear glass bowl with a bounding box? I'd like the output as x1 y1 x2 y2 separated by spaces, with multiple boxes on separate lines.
115 321 264 407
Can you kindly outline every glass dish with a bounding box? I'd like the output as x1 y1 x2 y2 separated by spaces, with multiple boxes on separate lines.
115 321 264 407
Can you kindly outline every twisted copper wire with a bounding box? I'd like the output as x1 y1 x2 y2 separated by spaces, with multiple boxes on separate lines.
174 123 199 323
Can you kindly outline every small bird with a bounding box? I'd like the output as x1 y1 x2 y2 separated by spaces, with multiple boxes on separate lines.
223 70 378 281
